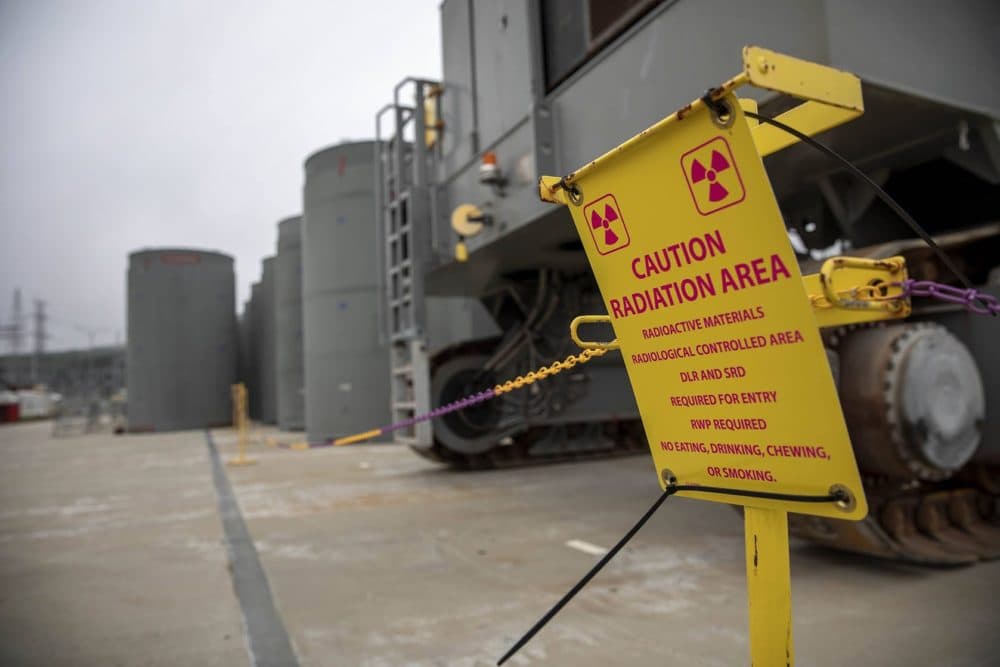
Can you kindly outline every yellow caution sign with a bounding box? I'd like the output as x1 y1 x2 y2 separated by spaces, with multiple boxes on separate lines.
541 89 865 521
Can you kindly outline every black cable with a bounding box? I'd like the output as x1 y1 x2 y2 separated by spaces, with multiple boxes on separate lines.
496 486 675 665
742 108 994 316
496 482 843 665
672 483 841 504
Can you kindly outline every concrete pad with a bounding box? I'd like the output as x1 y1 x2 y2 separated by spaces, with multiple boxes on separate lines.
0 421 246 666
215 434 1000 667
2 418 998 666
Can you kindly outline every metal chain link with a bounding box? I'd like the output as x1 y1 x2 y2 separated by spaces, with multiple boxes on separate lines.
893 279 999 315
492 348 608 396
810 279 998 316
269 347 611 449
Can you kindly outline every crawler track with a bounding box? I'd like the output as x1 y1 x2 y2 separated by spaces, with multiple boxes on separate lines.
789 466 1000 564
410 419 648 469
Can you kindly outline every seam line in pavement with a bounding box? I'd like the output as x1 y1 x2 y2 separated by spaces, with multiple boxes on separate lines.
204 430 300 667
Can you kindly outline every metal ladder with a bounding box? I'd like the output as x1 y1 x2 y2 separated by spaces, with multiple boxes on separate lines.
375 79 441 447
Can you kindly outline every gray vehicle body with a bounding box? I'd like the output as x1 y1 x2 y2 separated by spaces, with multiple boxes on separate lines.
376 0 999 463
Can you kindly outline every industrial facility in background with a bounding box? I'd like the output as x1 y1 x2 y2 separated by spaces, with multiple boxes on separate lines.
1 287 126 424
0 346 124 398
122 0 998 564
363 0 999 564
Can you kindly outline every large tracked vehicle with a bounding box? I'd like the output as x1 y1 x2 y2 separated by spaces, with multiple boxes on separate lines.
374 0 1000 563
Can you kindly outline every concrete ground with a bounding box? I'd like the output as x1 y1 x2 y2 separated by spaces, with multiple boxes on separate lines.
1 420 998 666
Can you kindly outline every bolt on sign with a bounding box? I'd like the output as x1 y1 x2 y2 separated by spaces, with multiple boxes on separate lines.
545 96 866 520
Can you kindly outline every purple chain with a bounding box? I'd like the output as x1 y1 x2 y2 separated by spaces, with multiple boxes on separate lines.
381 389 496 435
894 279 999 315
287 388 498 449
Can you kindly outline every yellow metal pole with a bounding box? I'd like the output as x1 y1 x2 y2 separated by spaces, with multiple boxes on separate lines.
231 384 239 432
229 383 256 466
238 386 247 454
744 507 794 666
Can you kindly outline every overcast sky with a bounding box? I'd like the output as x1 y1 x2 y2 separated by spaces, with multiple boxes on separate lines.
0 0 441 351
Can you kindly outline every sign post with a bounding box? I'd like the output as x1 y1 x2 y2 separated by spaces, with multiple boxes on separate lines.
539 47 875 665
229 383 256 467
745 507 793 663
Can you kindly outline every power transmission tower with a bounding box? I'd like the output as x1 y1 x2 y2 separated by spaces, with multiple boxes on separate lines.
11 289 23 356
74 325 105 397
31 300 47 384
0 289 25 384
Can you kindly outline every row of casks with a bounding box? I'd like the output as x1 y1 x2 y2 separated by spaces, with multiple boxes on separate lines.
240 221 299 429
126 141 390 440
239 141 390 441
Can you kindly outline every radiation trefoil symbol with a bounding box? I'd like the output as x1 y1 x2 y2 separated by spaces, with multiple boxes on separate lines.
680 136 746 216
583 194 630 255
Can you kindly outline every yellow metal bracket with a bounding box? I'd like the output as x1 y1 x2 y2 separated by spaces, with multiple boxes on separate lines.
539 45 863 205
806 255 910 327
739 46 863 157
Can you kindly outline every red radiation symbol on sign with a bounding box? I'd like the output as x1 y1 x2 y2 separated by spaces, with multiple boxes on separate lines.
680 137 746 216
583 194 630 255
691 150 732 201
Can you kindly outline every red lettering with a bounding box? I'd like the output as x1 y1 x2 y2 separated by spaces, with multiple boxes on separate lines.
751 257 769 284
734 262 753 288
771 253 791 280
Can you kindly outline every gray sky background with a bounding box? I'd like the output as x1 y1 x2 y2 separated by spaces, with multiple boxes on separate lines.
0 0 441 351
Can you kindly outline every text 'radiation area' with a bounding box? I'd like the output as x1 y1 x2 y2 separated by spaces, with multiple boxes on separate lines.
613 228 830 485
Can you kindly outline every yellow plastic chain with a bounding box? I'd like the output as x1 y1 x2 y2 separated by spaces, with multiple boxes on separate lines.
492 348 608 396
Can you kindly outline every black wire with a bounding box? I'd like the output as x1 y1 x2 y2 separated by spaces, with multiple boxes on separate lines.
743 108 995 316
496 482 843 665
672 483 841 504
496 486 676 665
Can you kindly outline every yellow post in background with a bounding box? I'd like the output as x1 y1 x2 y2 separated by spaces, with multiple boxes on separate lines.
745 507 794 665
228 383 256 467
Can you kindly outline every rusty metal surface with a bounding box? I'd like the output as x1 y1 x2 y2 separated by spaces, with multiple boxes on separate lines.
837 325 908 477
790 469 1000 565
837 323 984 481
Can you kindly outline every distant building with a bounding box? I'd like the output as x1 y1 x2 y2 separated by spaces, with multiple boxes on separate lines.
0 346 125 398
